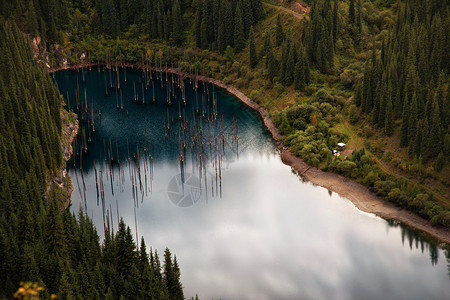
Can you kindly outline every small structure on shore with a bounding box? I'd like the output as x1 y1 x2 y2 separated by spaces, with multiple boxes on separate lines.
337 142 346 149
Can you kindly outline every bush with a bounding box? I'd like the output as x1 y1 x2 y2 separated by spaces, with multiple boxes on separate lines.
430 211 450 227
273 82 284 95
337 160 357 175
386 188 407 205
363 171 379 187
374 180 396 197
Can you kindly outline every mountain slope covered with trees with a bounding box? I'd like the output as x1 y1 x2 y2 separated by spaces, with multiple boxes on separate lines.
0 18 185 300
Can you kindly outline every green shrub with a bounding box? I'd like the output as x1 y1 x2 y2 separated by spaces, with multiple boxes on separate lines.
337 160 357 175
363 171 379 187
374 180 396 197
430 211 450 227
386 188 407 205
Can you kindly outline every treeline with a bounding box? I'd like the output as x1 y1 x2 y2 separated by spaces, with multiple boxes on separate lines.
1 0 265 51
0 21 186 299
274 86 450 227
354 0 449 167
0 0 68 43
193 0 264 52
258 0 339 90
270 0 450 227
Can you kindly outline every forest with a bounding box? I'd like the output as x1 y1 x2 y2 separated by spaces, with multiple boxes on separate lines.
0 12 186 300
0 0 449 297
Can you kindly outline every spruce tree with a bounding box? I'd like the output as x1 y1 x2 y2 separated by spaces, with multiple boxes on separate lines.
332 0 339 41
267 48 278 82
217 0 233 52
275 12 284 46
242 0 254 37
349 0 355 24
434 151 446 172
421 118 430 161
428 99 443 158
249 26 257 69
385 95 394 136
172 0 183 46
354 0 362 45
413 120 423 157
400 95 410 147
284 43 296 86
45 190 68 259
234 1 246 53
408 93 418 141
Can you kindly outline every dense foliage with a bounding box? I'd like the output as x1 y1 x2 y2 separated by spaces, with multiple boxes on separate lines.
270 0 450 227
193 0 264 52
0 21 185 299
354 0 449 163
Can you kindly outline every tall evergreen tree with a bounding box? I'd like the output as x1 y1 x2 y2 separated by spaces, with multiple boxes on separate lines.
275 12 284 46
217 0 233 52
332 0 339 41
172 0 183 46
234 1 246 52
249 26 257 68
349 0 355 24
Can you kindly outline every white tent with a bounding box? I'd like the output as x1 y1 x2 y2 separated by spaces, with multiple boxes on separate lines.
337 142 346 148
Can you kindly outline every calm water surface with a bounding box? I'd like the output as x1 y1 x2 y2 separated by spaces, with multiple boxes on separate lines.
56 69 450 300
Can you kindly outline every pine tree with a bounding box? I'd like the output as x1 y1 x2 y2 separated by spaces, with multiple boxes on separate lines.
249 26 257 68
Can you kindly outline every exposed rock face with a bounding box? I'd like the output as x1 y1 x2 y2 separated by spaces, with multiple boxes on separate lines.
44 107 79 208
27 34 71 69
29 35 51 68
50 44 69 68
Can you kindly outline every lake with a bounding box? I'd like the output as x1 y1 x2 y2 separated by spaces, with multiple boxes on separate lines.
55 68 450 300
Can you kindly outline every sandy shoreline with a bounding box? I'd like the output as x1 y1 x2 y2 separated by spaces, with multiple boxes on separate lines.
51 63 450 244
